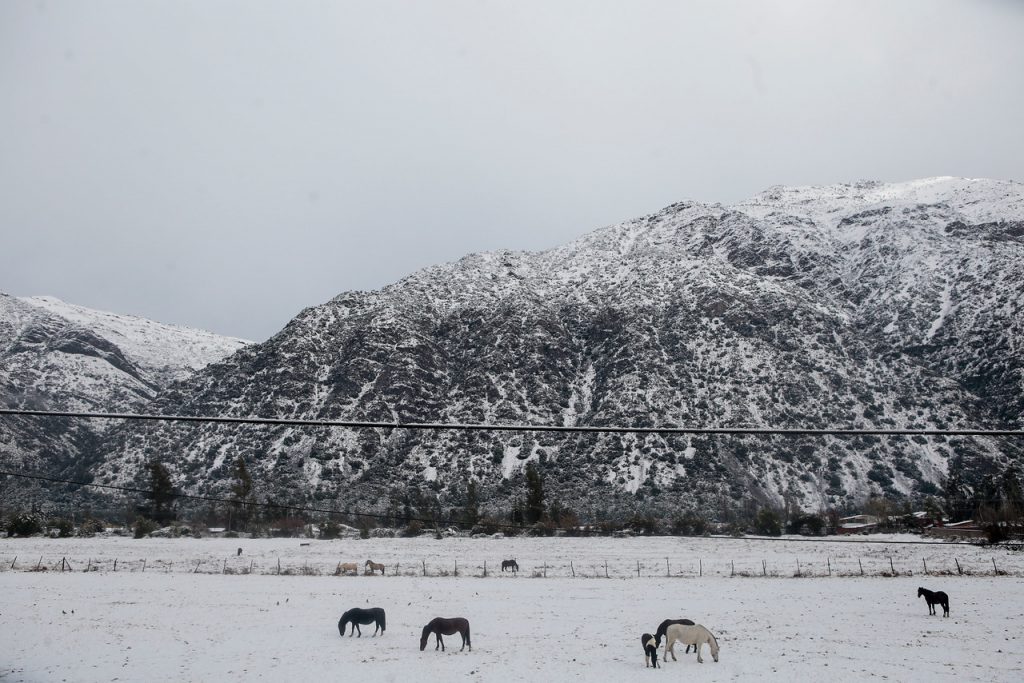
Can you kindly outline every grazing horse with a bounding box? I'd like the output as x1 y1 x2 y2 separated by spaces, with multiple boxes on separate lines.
365 560 386 575
338 607 386 637
654 618 696 652
918 587 950 617
501 559 519 573
338 562 359 575
664 623 719 664
641 633 660 668
420 617 471 652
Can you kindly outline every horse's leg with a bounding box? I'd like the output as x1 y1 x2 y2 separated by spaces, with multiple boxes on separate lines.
696 642 703 664
356 623 362 637
437 633 444 651
666 637 677 662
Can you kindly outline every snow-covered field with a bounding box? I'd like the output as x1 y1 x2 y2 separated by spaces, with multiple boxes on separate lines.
2 536 1022 682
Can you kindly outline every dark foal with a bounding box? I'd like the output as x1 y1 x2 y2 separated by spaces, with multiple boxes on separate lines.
641 633 660 668
420 617 471 652
918 587 950 617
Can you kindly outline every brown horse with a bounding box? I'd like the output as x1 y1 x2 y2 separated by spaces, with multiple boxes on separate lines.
365 560 385 575
420 617 471 652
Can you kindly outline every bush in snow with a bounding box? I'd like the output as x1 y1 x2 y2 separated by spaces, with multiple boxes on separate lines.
6 512 44 537
133 517 159 539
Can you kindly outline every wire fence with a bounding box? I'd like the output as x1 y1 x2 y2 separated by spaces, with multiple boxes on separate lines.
1 553 1015 578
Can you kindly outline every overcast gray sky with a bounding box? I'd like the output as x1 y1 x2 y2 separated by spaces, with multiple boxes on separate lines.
2 1 1022 341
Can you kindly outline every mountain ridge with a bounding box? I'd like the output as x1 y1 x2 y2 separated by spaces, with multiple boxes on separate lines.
82 177 1022 519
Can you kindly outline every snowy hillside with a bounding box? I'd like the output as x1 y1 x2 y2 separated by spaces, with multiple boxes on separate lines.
0 293 249 483
23 296 249 386
82 177 1024 515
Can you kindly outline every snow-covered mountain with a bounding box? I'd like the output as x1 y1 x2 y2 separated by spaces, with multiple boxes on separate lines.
74 178 1024 516
0 293 249 484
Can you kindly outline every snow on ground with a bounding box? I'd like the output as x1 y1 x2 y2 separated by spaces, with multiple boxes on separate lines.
2 536 1023 682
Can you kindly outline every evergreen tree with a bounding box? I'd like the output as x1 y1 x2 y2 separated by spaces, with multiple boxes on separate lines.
230 456 253 531
464 480 480 528
525 462 545 524
943 455 972 521
144 460 176 524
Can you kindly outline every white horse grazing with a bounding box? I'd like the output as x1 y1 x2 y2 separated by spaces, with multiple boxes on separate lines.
664 623 719 663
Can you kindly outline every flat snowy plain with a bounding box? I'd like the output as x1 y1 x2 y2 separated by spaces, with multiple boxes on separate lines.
2 535 1022 682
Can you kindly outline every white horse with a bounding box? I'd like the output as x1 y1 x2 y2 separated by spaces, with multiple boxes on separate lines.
664 623 720 663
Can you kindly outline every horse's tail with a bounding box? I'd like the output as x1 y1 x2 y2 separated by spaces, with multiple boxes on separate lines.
466 621 471 648
381 610 387 633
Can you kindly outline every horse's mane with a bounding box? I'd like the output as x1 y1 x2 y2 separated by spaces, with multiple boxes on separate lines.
706 628 719 651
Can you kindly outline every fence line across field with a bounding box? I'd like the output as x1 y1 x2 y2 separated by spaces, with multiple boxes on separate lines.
1 554 1014 578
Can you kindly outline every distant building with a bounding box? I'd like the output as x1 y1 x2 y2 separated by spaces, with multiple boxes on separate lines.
837 514 878 535
923 520 988 540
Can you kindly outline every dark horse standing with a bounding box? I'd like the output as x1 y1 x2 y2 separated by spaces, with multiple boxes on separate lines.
420 617 471 652
918 587 950 617
501 559 519 573
338 607 387 637
654 618 696 653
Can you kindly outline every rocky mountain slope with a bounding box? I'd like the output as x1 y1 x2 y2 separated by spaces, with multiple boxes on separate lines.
84 177 1024 517
0 294 248 489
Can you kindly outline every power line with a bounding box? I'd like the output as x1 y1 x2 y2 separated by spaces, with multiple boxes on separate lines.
1 408 1022 437
0 469 1005 547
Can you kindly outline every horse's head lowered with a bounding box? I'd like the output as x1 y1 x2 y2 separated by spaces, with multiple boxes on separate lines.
419 624 431 651
708 632 720 662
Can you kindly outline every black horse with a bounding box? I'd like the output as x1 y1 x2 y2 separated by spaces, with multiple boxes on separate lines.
654 618 696 653
918 587 949 617
420 617 471 652
641 633 660 668
338 607 387 637
501 559 519 573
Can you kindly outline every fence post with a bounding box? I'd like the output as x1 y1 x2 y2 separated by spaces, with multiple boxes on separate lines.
570 560 575 578
422 560 426 576
249 559 254 574
142 559 146 573
699 558 702 577
544 562 547 578
604 560 609 578
762 559 767 577
113 558 117 572
194 560 202 574
636 561 641 578
730 560 734 577
993 558 998 575
923 559 928 575
61 557 66 572
483 561 487 578
395 562 400 577
889 557 895 575
666 557 670 577
223 559 227 574
86 558 92 572
796 558 801 577
858 558 863 576
10 556 16 570
454 560 458 577
36 556 42 571
277 558 281 575
827 557 831 576
955 558 962 575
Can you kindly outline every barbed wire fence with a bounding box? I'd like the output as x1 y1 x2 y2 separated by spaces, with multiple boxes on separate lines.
1 548 1016 579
